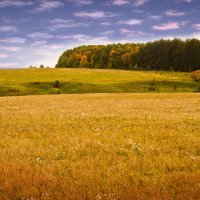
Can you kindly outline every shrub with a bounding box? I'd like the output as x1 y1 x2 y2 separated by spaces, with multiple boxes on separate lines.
150 79 156 86
54 80 60 88
191 70 200 82
32 81 40 85
8 88 20 93
174 85 177 91
148 86 157 91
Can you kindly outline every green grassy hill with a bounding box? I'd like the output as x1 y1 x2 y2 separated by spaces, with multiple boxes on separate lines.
0 68 199 96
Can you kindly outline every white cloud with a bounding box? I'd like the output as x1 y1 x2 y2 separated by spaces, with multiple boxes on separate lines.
49 18 89 30
152 21 186 30
67 0 93 6
150 15 162 20
100 31 115 36
112 0 129 6
0 25 18 33
32 0 64 12
132 0 148 7
28 32 53 39
165 10 186 17
117 18 143 25
120 28 154 37
193 24 200 30
175 0 194 3
0 62 17 68
0 37 26 44
100 22 112 26
31 41 48 46
74 11 121 19
57 34 109 43
43 44 65 50
0 53 9 58
0 46 22 51
108 0 148 7
0 0 33 8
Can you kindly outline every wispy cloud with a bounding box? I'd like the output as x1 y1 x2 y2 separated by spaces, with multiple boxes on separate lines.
112 0 130 6
30 40 48 46
193 24 200 30
0 0 33 8
0 37 26 44
74 11 121 19
0 62 17 68
152 21 186 30
109 0 148 7
100 22 112 26
165 10 186 17
0 46 22 52
57 34 109 43
67 0 93 6
132 0 148 7
43 44 65 50
117 18 143 25
28 32 53 39
100 31 115 36
32 0 64 12
48 18 89 30
175 0 194 3
150 15 162 20
0 53 9 58
120 28 154 37
0 25 18 33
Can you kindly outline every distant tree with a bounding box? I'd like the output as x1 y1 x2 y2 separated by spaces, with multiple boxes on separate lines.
40 65 44 68
55 39 200 72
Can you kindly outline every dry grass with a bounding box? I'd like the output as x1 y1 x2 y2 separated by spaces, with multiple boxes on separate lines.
0 93 200 200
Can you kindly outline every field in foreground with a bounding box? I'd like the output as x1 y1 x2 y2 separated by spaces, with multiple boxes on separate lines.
0 68 199 97
0 93 200 199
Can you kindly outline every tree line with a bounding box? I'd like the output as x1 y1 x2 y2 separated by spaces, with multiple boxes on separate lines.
56 38 200 72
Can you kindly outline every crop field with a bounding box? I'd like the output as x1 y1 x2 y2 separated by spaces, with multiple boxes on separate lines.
0 68 199 96
0 93 200 199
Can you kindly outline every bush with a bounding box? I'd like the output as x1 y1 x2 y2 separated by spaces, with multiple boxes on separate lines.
174 85 177 91
148 86 157 91
191 70 200 82
32 81 40 85
8 88 20 93
54 80 60 88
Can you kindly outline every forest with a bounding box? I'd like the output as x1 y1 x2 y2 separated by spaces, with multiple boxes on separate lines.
56 38 200 72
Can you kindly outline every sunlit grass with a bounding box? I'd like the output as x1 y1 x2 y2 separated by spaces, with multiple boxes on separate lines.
0 68 199 96
0 93 200 199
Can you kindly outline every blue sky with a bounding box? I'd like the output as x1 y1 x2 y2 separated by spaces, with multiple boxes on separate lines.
0 0 200 68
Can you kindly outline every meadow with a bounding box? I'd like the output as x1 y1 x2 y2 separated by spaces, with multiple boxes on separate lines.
0 93 200 199
0 68 199 96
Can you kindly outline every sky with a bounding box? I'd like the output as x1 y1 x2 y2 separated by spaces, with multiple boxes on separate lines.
0 0 200 68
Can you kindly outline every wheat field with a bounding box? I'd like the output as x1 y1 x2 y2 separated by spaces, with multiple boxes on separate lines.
0 93 200 200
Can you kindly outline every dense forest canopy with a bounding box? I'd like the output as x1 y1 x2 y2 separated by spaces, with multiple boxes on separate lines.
56 38 200 72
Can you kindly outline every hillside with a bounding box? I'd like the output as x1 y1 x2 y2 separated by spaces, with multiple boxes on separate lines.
56 39 200 72
0 68 199 97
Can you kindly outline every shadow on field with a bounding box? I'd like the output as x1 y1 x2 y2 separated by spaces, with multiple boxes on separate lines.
0 80 199 97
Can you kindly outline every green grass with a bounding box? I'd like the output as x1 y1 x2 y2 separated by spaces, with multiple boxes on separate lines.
0 68 199 96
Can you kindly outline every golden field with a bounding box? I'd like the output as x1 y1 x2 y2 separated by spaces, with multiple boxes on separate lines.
0 93 200 200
